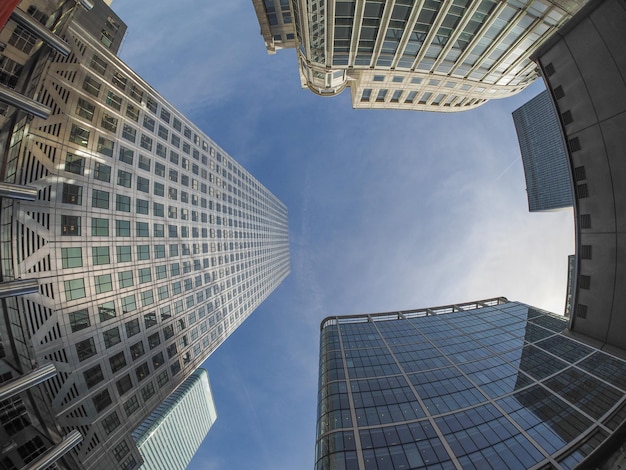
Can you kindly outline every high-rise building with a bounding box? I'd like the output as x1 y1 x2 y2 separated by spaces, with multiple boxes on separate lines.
252 0 586 111
512 90 573 212
316 298 626 469
132 369 217 470
0 1 290 469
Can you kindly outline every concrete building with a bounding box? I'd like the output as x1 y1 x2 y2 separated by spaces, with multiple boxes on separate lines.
512 90 573 212
0 1 290 469
252 0 587 111
531 0 626 356
316 298 626 469
132 369 217 470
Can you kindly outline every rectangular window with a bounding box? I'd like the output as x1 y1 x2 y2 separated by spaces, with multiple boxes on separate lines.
101 113 118 132
106 90 122 111
155 265 167 279
141 290 155 306
119 146 134 165
76 98 95 121
92 246 110 265
154 162 165 178
102 411 121 435
92 189 109 209
152 353 165 370
97 136 114 157
138 267 152 284
171 134 180 148
143 115 155 132
156 142 167 158
112 72 127 90
153 202 165 217
148 332 160 348
154 182 165 197
103 327 121 348
122 124 136 142
137 176 150 193
116 194 131 211
146 96 158 113
158 125 169 140
142 382 156 401
140 134 153 151
121 294 137 313
62 183 82 205
116 220 131 236
136 222 149 237
91 218 109 236
92 389 112 412
117 171 132 189
69 309 90 333
82 76 101 97
160 108 171 123
153 223 165 237
124 396 139 417
126 103 139 121
98 300 116 322
116 375 133 396
138 154 151 171
130 84 144 102
64 279 85 300
136 198 149 214
118 270 134 288
110 351 127 373
126 319 141 337
94 273 113 294
154 245 166 259
61 247 82 269
64 153 85 176
69 124 90 147
145 313 158 331
76 338 96 361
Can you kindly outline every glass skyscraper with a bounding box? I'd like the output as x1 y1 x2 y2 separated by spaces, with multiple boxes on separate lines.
132 369 217 470
0 1 289 468
253 0 586 111
316 298 626 469
512 90 573 212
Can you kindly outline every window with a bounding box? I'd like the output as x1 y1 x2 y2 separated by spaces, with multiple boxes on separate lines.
65 279 85 300
154 162 165 178
76 98 95 121
106 90 122 110
117 245 132 262
102 412 120 434
167 343 177 359
76 337 97 361
154 182 165 197
98 301 116 322
116 194 131 211
154 223 164 237
137 245 150 260
168 187 177 200
82 76 101 97
69 124 90 147
94 273 113 294
116 220 131 237
93 389 112 412
135 362 150 382
0 57 23 88
118 270 134 288
154 202 165 217
103 327 121 348
126 103 139 121
136 198 149 214
171 134 180 148
163 324 174 340
97 137 114 157
122 124 136 142
146 96 158 113
9 25 37 54
124 395 139 417
112 72 127 90
160 108 171 123
138 267 152 284
145 313 158 331
101 113 118 132
143 115 155 131
126 319 141 338
158 125 168 140
152 352 165 369
121 294 137 313
142 382 156 401
92 246 110 265
156 142 167 158
138 154 151 171
110 351 127 373
157 371 169 387
69 309 90 333
92 189 109 209
91 218 109 236
136 222 149 237
62 183 82 205
140 134 153 151
84 364 104 388
156 265 167 279
61 247 82 269
141 289 154 306
116 374 132 395
137 176 150 193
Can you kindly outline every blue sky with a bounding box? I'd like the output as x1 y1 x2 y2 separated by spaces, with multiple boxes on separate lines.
111 1 574 468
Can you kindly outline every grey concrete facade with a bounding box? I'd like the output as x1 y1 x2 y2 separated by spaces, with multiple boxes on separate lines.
532 0 626 355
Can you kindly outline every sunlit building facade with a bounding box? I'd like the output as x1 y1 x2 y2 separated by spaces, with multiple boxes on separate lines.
316 299 626 469
132 369 217 470
0 1 289 469
512 90 573 212
253 0 586 111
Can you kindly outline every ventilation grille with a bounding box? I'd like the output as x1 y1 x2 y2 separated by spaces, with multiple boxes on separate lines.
576 304 588 319
580 245 592 259
580 214 591 229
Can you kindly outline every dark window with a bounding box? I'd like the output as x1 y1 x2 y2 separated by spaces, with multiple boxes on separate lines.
62 183 82 205
69 309 90 333
110 351 127 373
126 319 141 338
92 389 112 412
116 374 133 395
102 411 121 434
84 364 104 388
76 338 96 361
135 362 150 382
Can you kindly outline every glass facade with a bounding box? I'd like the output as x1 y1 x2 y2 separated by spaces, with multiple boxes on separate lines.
254 0 587 110
316 300 626 469
513 90 573 212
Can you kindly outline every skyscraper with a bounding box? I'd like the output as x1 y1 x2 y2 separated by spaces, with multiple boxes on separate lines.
512 90 573 212
0 1 289 468
132 369 217 470
253 0 586 111
316 299 626 469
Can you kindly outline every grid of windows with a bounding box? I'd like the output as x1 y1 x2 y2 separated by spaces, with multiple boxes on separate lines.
316 302 626 470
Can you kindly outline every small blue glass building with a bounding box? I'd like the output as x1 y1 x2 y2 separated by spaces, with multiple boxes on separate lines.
513 90 573 212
